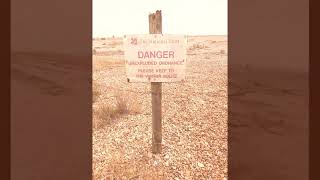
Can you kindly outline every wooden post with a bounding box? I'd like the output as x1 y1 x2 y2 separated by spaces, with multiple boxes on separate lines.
149 10 162 154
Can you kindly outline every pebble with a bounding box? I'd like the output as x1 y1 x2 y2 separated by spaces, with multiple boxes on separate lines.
164 161 170 167
197 162 205 168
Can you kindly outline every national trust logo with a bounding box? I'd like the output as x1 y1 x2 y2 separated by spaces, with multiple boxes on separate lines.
130 37 138 45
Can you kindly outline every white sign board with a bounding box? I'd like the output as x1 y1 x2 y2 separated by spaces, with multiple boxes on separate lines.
124 34 187 82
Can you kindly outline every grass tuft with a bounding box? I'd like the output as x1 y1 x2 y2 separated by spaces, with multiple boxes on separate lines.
93 82 102 103
93 91 142 130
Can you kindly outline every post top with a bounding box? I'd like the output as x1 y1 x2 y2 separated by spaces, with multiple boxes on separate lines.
149 10 162 16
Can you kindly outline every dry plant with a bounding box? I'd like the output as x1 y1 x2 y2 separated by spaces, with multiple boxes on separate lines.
188 43 209 51
115 94 129 114
93 92 142 129
93 104 115 129
93 56 124 72
114 91 142 115
93 82 102 103
93 56 124 65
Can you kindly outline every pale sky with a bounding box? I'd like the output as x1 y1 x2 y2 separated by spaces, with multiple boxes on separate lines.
93 0 227 37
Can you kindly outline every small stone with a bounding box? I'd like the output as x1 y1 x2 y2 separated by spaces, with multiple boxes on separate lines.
164 161 169 166
197 162 205 168
153 160 158 166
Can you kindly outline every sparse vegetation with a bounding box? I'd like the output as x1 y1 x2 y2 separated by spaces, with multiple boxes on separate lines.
93 90 142 129
115 92 142 115
92 56 124 72
115 93 129 114
188 43 209 51
93 82 102 103
93 103 117 129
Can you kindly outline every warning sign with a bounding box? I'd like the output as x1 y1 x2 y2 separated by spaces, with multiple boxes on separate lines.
124 34 187 82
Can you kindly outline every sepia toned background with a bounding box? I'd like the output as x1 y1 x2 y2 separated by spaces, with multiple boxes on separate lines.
11 0 91 179
229 0 309 179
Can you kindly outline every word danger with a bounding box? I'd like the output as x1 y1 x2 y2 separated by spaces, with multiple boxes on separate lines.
138 51 175 59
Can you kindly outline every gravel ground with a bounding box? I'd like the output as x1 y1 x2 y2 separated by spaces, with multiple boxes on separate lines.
93 35 228 180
